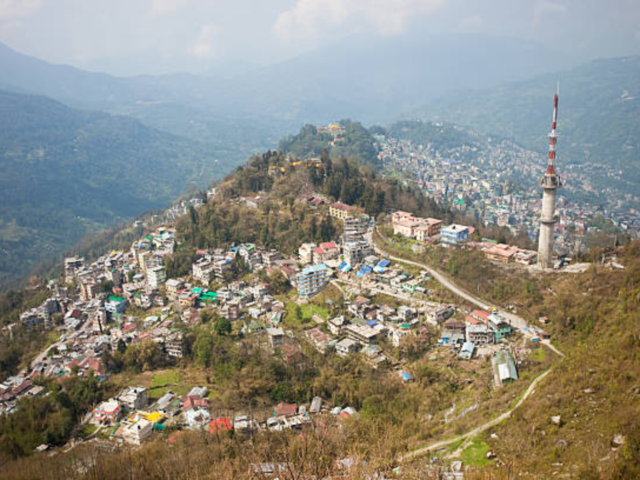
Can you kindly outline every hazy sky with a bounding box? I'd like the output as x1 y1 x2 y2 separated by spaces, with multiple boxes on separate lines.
1 0 639 76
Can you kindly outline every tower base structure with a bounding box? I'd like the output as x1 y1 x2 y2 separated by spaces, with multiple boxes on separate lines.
537 175 561 269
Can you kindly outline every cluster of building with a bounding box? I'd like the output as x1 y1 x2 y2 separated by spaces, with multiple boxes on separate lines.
390 210 538 264
92 382 354 446
2 176 541 450
377 133 639 254
440 309 514 349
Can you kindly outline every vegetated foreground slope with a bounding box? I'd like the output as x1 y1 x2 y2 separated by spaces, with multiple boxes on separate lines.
483 243 640 478
0 90 229 289
413 56 640 203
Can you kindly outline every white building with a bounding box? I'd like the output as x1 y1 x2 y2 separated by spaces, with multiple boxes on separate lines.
193 259 215 284
120 418 154 445
117 387 148 412
147 265 166 290
335 338 360 357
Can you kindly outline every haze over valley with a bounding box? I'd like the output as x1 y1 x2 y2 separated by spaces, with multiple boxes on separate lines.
0 2 640 479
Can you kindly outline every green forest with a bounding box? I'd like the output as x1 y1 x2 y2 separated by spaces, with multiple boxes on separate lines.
0 90 238 290
279 120 381 169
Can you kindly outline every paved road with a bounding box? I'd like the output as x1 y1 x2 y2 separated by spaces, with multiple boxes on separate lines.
365 228 567 461
399 369 552 462
369 229 565 358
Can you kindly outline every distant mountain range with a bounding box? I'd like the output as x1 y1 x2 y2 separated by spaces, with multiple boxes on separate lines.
0 90 234 289
409 56 640 202
0 34 566 127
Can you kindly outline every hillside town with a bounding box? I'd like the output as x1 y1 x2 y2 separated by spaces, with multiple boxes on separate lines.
377 133 640 254
0 188 550 457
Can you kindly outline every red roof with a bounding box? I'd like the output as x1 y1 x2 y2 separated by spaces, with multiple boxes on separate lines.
209 417 232 434
332 202 350 211
182 395 209 411
355 296 370 307
275 402 298 417
320 242 338 250
465 316 483 325
471 310 491 322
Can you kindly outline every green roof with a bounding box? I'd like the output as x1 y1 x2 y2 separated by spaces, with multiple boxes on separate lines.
197 295 217 302
108 296 124 302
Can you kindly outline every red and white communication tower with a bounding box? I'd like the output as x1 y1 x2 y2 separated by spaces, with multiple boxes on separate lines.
538 85 563 269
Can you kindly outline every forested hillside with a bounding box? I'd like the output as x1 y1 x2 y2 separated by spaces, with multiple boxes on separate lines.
0 90 230 289
169 149 442 272
278 121 380 169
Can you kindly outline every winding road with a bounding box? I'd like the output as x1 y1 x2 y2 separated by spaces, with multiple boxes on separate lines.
368 229 565 358
364 228 565 461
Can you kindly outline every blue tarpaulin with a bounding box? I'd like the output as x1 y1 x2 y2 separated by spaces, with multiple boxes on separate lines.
357 265 372 278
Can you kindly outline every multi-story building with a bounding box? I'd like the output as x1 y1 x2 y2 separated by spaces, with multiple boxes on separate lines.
80 280 100 301
343 215 369 242
165 331 184 358
64 257 84 283
296 264 329 297
335 338 360 357
392 211 441 241
414 218 442 241
110 268 124 287
465 316 492 344
488 312 513 342
213 259 232 279
146 265 166 291
440 224 470 248
329 202 351 220
220 301 241 321
193 259 215 284
120 418 154 445
105 296 127 314
117 387 148 412
343 239 373 266
345 323 379 345
298 243 316 265
165 279 184 299
393 217 419 237
93 400 122 424
313 242 340 264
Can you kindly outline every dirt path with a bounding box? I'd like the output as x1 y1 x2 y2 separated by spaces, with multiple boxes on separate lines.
366 229 565 462
400 369 552 462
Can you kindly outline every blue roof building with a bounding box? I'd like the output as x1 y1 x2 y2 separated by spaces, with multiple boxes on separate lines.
440 224 470 248
296 264 329 297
